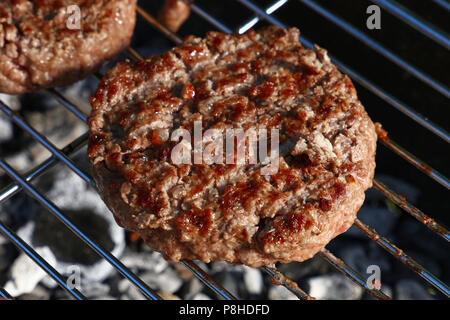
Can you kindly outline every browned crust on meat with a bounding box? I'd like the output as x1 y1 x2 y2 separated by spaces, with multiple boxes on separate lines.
0 0 137 94
158 0 191 32
88 27 377 267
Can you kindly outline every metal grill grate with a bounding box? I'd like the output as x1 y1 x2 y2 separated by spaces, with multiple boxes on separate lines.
0 0 449 300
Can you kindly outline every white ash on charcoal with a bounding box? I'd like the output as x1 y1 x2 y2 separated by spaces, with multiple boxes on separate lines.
307 273 364 300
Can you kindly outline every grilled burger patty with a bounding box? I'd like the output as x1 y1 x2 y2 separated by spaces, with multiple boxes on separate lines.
88 27 377 267
0 0 136 94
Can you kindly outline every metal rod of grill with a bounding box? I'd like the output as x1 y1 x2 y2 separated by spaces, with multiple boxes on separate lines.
373 179 450 242
126 47 144 62
182 1 450 179
299 0 450 99
319 249 391 300
0 160 162 300
370 0 450 49
262 266 313 300
136 6 182 44
354 218 450 297
0 221 86 300
379 138 450 189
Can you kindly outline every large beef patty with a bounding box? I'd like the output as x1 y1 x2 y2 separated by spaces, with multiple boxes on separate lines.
88 26 377 267
0 0 136 94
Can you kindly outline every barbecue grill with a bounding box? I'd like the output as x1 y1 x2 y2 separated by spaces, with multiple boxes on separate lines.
0 0 448 300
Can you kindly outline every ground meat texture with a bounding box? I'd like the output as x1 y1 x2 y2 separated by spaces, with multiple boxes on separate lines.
0 0 136 94
88 26 377 267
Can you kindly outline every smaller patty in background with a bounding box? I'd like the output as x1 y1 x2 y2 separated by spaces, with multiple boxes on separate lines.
0 0 137 94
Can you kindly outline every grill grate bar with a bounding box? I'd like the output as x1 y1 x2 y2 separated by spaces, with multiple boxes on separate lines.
126 47 144 61
182 0 450 174
379 137 450 189
354 218 450 297
47 75 240 301
181 260 237 300
234 0 450 143
136 5 182 44
0 220 86 300
0 160 162 300
373 179 450 242
0 101 93 187
46 89 88 123
262 266 313 300
0 287 13 300
319 249 391 300
0 133 88 204
135 2 449 299
299 0 450 99
370 0 450 49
